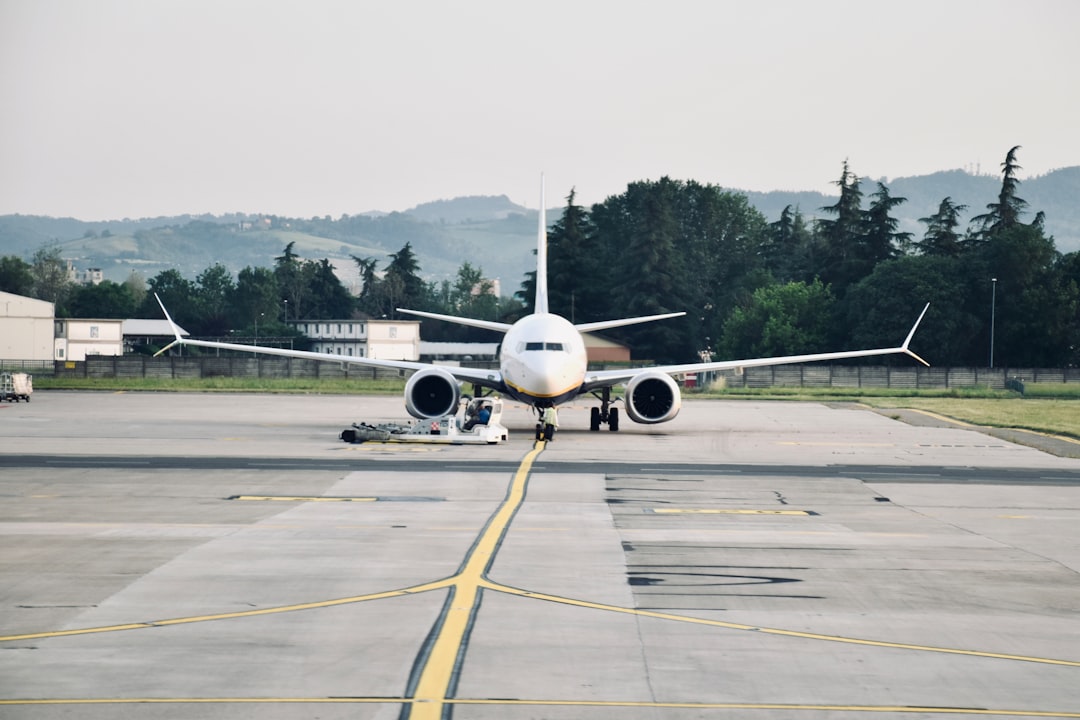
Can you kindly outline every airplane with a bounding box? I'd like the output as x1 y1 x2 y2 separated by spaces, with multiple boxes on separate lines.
156 179 929 432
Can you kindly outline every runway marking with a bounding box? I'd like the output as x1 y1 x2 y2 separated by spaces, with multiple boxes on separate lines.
906 408 976 427
405 440 546 720
4 436 1080 719
230 495 378 502
1 697 1078 716
648 508 812 515
777 441 895 447
480 582 1080 668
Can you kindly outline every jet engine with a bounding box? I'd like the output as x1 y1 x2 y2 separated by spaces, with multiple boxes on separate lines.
624 371 682 424
404 367 461 419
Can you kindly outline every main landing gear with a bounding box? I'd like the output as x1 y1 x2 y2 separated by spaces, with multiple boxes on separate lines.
589 387 619 432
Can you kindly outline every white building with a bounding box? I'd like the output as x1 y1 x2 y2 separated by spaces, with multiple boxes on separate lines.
0 291 55 361
54 318 124 361
289 319 421 361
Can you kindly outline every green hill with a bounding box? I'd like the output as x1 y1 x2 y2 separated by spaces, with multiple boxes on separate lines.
3 168 1077 295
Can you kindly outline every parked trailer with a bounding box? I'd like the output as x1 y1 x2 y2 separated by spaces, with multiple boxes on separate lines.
0 373 33 402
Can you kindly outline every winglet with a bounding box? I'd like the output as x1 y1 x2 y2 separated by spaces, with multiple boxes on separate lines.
153 293 185 357
901 302 931 367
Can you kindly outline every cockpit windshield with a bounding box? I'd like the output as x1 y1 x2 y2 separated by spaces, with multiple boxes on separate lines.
519 341 568 352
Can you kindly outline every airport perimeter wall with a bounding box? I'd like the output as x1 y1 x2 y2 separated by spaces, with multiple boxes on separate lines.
48 356 409 381
5 356 1074 389
710 365 1080 389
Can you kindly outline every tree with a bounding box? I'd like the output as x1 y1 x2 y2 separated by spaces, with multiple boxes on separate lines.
140 269 197 329
915 197 968 257
974 223 1066 366
351 255 380 316
29 246 72 309
971 145 1028 238
762 205 814 283
68 280 136 319
813 160 866 291
274 242 313 321
862 182 911 260
608 178 687 362
0 255 34 295
307 259 354 318
546 188 602 323
195 263 236 335
718 280 835 359
843 256 977 365
379 242 427 317
123 272 147 309
229 266 280 331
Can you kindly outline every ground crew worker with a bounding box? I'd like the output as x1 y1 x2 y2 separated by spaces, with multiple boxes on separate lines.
541 404 558 442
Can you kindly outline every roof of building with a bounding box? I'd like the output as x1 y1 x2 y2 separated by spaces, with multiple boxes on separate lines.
122 319 189 337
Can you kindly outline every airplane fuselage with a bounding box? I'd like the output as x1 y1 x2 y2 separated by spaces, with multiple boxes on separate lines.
500 313 588 406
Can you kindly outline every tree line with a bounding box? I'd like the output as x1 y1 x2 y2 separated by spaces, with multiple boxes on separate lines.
2 146 1077 366
539 146 1077 367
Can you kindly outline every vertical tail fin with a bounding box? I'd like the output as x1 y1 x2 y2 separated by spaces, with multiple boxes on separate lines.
534 174 549 314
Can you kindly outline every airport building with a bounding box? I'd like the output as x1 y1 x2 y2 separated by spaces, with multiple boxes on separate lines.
0 291 55 362
54 318 125 361
289 319 421 361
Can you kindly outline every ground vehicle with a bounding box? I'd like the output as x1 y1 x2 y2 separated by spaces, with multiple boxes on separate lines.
0 373 32 402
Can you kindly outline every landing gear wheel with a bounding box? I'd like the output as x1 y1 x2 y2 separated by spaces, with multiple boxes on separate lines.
590 407 601 431
609 407 619 431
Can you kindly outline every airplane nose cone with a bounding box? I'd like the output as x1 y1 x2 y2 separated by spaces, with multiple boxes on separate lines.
523 354 578 396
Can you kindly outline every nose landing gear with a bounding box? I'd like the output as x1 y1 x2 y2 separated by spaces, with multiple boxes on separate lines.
589 387 619 431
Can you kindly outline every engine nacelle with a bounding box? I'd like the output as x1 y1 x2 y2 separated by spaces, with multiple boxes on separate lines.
624 371 682 424
404 367 461 419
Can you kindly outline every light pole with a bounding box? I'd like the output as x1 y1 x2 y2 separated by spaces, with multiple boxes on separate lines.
989 277 997 368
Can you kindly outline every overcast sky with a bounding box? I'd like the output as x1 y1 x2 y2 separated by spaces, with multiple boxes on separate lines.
2 0 1078 221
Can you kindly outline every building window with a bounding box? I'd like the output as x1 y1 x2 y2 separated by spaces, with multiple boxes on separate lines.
389 326 397 339
90 326 99 339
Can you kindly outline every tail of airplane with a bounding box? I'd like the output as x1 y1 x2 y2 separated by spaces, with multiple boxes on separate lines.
535 174 549 315
397 174 685 332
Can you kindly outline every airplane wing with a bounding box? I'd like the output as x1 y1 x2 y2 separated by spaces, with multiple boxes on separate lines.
153 295 505 390
574 311 687 333
581 303 930 391
395 308 513 332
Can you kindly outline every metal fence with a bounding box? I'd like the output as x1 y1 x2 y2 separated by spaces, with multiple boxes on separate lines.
713 365 1080 390
33 357 1080 388
52 356 409 380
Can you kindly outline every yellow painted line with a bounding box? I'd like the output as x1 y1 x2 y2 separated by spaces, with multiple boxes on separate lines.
905 408 976 427
0 585 446 643
481 582 1080 668
231 495 377 503
408 442 545 720
649 508 810 515
2 698 1077 717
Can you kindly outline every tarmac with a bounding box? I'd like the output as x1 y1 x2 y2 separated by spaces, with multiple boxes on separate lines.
1 391 1078 719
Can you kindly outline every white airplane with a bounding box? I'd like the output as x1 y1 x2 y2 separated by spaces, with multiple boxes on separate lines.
156 180 929 431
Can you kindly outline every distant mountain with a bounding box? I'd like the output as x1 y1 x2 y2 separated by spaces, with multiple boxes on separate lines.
405 194 528 224
2 169 1077 293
